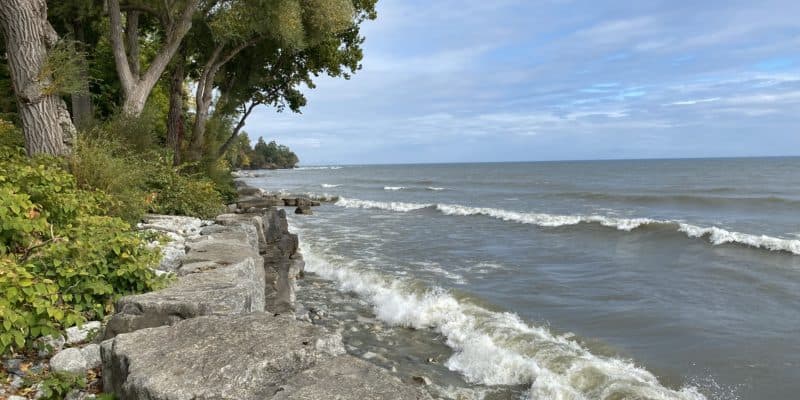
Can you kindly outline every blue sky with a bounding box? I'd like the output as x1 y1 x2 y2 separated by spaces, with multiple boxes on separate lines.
246 0 800 165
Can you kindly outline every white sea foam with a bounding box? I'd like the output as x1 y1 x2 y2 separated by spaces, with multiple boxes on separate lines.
334 197 800 255
384 186 406 191
336 197 429 212
298 239 705 400
321 184 341 188
427 187 446 191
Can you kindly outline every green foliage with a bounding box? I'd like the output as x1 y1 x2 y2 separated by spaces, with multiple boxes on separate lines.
39 39 89 96
0 122 165 355
145 162 225 218
36 371 87 400
249 137 299 169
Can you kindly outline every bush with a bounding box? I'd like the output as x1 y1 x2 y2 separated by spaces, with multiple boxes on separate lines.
0 123 166 355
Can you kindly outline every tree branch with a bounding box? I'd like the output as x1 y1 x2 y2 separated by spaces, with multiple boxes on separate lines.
107 0 135 95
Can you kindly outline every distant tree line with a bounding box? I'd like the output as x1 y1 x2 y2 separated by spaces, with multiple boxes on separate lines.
226 134 298 169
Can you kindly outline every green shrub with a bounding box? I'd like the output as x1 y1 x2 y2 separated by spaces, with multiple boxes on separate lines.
145 163 224 219
35 371 86 400
68 136 149 224
0 122 166 355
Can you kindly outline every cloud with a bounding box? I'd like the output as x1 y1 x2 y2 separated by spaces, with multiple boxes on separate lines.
246 0 800 164
667 97 721 106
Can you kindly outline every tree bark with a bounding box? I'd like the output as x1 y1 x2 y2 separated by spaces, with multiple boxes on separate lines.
0 0 76 156
189 39 256 159
167 53 185 166
70 21 92 127
107 0 198 116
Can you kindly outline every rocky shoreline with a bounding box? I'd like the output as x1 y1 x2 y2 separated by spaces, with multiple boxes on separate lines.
2 182 431 399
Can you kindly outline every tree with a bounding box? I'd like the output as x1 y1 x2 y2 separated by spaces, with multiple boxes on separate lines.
186 0 376 159
0 0 76 156
106 0 199 116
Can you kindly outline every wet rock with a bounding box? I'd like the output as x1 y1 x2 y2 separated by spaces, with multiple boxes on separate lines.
294 206 313 215
411 375 432 386
272 356 432 400
65 321 102 344
50 347 87 374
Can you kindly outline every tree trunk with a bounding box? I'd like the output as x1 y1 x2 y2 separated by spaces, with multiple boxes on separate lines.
107 0 198 117
70 21 92 127
167 55 185 166
0 0 75 156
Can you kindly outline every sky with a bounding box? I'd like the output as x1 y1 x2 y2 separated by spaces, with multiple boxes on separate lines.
246 0 800 165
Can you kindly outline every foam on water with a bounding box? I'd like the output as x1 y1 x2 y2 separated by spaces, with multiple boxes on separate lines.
427 187 447 191
296 233 706 400
334 197 800 255
384 186 406 191
321 184 341 188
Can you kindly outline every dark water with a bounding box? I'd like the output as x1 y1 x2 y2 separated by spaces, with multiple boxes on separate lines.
246 158 800 400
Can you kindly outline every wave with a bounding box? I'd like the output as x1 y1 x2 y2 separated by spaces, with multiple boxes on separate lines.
321 184 341 188
297 238 705 400
548 191 800 208
427 187 447 191
384 186 406 191
336 197 428 212
334 197 800 255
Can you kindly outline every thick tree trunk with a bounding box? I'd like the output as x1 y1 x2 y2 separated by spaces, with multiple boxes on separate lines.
107 0 198 116
167 56 185 166
0 0 75 156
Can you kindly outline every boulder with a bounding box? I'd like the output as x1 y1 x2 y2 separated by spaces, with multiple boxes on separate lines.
236 186 263 197
65 321 102 344
81 344 102 369
294 206 313 215
283 198 298 207
102 314 329 399
50 347 87 374
103 230 264 339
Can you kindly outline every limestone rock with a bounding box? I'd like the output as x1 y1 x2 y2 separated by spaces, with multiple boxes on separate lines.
81 344 102 369
102 314 324 399
103 231 264 339
65 321 102 344
272 356 432 400
50 347 87 374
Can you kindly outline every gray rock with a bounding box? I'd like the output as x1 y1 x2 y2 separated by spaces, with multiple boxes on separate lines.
50 347 87 374
81 344 102 369
294 206 313 215
65 321 102 344
412 375 432 386
272 356 432 400
103 230 264 339
102 314 325 399
36 334 65 356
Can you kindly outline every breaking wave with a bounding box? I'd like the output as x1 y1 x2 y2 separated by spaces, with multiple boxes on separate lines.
321 184 341 188
297 236 706 400
334 197 800 255
384 186 406 191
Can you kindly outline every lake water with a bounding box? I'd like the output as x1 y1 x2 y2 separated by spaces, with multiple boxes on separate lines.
246 158 800 399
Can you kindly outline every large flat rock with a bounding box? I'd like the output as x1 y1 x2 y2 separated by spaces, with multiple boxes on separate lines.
103 235 264 339
103 314 330 400
273 356 432 400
